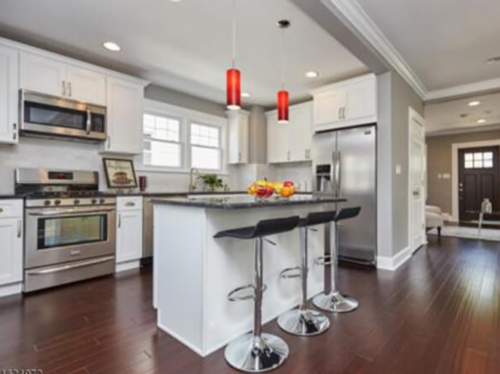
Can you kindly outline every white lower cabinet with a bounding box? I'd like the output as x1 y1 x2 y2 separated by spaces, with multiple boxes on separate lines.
0 200 23 298
116 197 143 272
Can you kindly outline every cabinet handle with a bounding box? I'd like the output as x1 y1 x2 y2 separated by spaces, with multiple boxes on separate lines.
118 214 121 228
62 81 67 96
12 133 17 141
68 82 72 97
239 152 241 162
17 220 22 238
125 202 136 207
338 107 341 120
0 208 3 213
107 135 111 149
12 123 17 130
342 107 346 119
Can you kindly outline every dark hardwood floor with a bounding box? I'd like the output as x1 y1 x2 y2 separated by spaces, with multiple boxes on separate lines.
1 236 499 374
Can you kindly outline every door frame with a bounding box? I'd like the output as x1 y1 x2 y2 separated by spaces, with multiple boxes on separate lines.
451 140 500 222
408 107 426 253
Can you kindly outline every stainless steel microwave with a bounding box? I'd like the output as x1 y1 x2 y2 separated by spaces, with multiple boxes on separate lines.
20 90 107 142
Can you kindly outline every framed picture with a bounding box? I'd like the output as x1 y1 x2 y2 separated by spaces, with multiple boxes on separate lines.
103 158 138 189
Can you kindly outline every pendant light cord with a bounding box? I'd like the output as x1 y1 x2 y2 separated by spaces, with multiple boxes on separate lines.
281 27 285 90
232 0 237 68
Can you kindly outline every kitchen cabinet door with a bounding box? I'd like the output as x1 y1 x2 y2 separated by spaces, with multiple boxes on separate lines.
313 89 345 127
103 77 144 155
228 110 249 164
66 65 106 105
20 52 67 97
267 112 290 163
0 217 23 287
344 76 377 124
0 45 19 144
289 102 313 162
116 210 143 264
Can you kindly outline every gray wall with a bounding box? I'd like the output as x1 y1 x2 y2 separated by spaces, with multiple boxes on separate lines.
426 130 500 214
391 72 424 255
145 85 226 118
376 71 424 258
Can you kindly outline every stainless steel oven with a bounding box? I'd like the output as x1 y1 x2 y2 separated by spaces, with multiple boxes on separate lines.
16 168 117 292
20 90 107 141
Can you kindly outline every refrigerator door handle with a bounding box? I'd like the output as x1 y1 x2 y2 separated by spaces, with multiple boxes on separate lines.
337 151 342 197
332 150 340 197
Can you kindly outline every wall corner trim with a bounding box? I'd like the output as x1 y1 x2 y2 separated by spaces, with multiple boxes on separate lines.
376 246 412 271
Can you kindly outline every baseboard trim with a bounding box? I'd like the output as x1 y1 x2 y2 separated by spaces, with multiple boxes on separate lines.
115 260 141 273
0 282 23 298
157 320 204 357
377 246 412 271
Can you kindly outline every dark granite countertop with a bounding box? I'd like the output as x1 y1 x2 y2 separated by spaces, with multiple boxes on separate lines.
151 194 345 209
0 194 25 200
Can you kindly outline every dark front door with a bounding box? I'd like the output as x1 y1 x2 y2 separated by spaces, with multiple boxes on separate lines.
459 146 500 223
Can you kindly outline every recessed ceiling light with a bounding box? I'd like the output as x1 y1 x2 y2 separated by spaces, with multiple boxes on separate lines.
103 41 121 52
468 101 481 107
478 119 487 124
241 92 252 98
170 0 182 2
486 56 500 64
305 71 319 78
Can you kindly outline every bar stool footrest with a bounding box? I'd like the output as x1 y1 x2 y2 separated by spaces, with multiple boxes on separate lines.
227 284 267 302
280 266 302 279
315 256 333 266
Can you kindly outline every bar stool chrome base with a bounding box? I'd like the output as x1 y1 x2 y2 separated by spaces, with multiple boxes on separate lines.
224 333 289 373
277 308 330 336
313 291 359 313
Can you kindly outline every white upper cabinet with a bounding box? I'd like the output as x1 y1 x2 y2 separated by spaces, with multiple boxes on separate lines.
0 45 19 145
267 102 313 164
20 52 66 97
311 74 377 132
103 77 144 155
289 102 313 162
227 110 249 164
66 65 106 105
20 52 106 105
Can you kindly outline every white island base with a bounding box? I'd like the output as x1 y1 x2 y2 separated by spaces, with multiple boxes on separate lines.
153 197 335 357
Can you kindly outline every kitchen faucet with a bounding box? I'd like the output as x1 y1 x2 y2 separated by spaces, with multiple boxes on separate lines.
189 168 200 193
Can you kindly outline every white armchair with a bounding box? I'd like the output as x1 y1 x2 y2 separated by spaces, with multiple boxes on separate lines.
426 205 444 237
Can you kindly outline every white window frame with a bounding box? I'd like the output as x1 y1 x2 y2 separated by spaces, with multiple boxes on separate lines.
142 112 184 170
188 121 224 172
136 99 228 175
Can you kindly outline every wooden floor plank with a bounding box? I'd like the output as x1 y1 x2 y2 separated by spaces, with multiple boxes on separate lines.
0 237 499 374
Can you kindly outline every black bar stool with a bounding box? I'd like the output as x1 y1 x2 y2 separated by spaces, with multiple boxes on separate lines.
277 211 335 336
313 207 361 313
214 216 300 373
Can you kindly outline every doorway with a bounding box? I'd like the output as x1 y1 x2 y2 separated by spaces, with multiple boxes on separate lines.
409 108 426 252
458 146 500 225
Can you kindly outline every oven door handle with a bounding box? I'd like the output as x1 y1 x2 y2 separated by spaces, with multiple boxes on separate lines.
26 256 115 276
28 208 115 216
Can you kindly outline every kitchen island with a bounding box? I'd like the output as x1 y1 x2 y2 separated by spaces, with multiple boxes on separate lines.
152 194 345 357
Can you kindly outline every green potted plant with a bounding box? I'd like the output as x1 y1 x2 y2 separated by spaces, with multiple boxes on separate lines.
198 174 229 192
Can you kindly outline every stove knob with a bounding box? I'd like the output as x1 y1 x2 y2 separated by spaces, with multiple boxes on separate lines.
55 200 61 206
91 199 98 205
44 200 51 206
74 199 80 205
100 198 106 204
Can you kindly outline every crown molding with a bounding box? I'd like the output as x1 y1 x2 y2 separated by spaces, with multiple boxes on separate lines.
324 0 428 99
424 77 500 102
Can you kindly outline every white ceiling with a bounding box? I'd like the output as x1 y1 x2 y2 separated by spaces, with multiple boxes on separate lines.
356 0 500 92
0 0 368 107
425 92 500 135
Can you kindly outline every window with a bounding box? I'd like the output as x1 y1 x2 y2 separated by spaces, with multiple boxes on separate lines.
190 123 221 170
464 152 493 169
143 114 182 168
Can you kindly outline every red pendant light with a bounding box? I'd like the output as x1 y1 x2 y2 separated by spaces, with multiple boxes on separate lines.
227 68 241 110
226 0 241 110
277 20 290 124
277 90 289 124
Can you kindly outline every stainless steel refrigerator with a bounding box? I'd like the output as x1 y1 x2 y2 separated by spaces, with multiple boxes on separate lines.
312 124 377 266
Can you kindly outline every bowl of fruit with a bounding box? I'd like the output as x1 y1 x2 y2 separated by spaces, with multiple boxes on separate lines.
247 179 295 200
